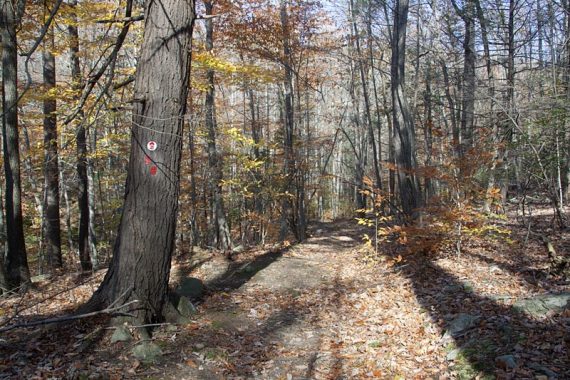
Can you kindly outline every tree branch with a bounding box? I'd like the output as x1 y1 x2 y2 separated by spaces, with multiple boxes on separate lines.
0 300 139 333
96 15 144 23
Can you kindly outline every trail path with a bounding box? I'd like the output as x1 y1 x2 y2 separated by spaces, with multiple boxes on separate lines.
165 220 377 379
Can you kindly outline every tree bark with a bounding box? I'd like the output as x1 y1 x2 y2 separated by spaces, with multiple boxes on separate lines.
1 0 31 289
454 0 476 156
279 0 303 241
84 0 195 325
205 0 232 251
391 0 421 220
350 0 382 191
42 0 62 270
68 0 95 271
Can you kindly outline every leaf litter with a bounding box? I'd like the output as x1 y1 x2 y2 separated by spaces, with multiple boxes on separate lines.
0 214 568 379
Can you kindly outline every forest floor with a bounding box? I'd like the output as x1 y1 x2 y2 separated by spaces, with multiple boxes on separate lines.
0 210 569 379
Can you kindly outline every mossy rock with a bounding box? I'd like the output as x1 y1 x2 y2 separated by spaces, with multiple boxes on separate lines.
110 326 132 343
514 292 570 317
132 342 163 363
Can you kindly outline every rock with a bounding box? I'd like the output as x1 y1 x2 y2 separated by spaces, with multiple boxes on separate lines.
489 265 501 273
176 296 197 317
514 292 570 317
110 326 131 343
31 274 51 283
88 372 109 380
175 277 205 300
85 372 109 380
528 362 558 378
495 355 517 370
446 348 462 361
232 245 245 254
461 281 474 292
237 263 256 274
194 342 205 350
444 313 480 338
535 376 548 380
132 342 163 363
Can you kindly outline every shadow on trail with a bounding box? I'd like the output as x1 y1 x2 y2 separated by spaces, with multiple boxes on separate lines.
202 219 367 293
467 250 550 286
207 249 285 291
398 256 569 378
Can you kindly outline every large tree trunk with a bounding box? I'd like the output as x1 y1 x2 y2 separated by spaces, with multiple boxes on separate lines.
42 0 62 270
390 0 421 220
85 0 195 325
205 0 231 251
1 0 31 289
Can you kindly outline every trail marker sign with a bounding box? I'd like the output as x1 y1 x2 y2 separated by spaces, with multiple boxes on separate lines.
147 141 158 151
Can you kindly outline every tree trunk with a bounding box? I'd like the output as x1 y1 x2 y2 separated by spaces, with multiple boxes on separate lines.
1 0 31 289
350 0 382 191
205 0 231 251
247 87 264 243
391 0 421 220
476 0 499 212
457 0 476 156
564 0 570 203
68 0 95 271
0 183 8 292
84 0 195 326
42 0 62 270
279 0 303 241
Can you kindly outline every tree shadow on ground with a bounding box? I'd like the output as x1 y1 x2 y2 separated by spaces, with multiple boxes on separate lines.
467 250 552 287
206 248 286 291
398 256 569 378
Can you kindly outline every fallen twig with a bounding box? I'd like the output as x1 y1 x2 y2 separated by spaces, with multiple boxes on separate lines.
0 300 139 333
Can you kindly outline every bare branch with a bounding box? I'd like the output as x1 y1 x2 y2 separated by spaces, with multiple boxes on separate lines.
0 300 139 333
96 15 144 23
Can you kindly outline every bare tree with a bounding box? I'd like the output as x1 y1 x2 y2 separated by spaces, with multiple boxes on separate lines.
204 0 232 251
391 0 421 219
42 0 62 270
1 0 31 289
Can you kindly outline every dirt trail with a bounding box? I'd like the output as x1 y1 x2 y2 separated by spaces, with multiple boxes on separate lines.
158 220 376 379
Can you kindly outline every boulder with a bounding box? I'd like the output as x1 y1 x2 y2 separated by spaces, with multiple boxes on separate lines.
446 348 462 361
132 342 162 363
495 355 517 370
514 292 570 317
110 326 131 343
528 362 558 378
176 296 197 317
444 313 480 338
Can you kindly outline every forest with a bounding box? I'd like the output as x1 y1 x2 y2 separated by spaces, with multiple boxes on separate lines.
0 0 569 378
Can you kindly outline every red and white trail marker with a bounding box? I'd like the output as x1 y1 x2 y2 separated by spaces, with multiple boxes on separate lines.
147 141 158 151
